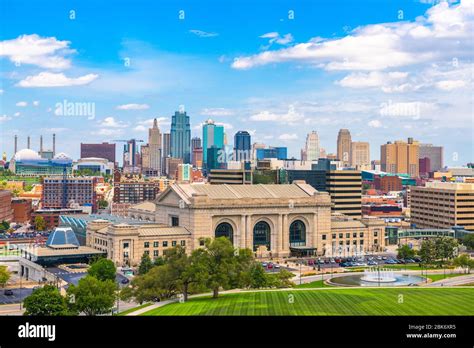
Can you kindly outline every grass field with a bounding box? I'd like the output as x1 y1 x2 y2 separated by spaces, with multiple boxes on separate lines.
295 280 328 288
141 288 474 316
426 273 466 282
118 303 152 316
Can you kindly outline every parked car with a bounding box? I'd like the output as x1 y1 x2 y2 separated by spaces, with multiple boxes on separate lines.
405 259 416 263
376 256 382 261
307 259 314 265
261 263 268 268
340 262 350 267
4 289 13 296
330 258 336 264
382 256 388 260
274 264 281 269
267 263 274 269
368 260 377 266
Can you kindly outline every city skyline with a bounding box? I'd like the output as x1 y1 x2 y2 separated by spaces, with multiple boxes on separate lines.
0 0 473 165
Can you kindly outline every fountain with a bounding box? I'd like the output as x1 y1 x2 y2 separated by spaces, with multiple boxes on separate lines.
361 267 396 283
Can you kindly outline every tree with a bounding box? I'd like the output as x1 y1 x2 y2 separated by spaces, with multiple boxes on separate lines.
121 264 177 304
461 234 474 250
267 269 295 288
34 216 46 231
23 285 69 316
453 254 474 274
98 199 108 209
138 252 154 275
153 256 165 267
397 244 415 260
435 237 458 267
0 266 10 289
199 237 237 299
419 239 437 265
88 258 116 282
67 275 116 316
244 263 268 289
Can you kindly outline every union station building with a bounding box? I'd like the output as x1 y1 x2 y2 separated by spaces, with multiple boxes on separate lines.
86 182 385 266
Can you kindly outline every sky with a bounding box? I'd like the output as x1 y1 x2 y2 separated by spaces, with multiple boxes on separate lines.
0 0 472 166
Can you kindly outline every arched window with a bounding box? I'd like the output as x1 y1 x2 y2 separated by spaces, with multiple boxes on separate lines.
253 221 271 251
289 220 306 246
215 222 234 244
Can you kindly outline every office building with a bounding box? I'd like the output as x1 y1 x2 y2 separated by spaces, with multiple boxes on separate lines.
419 157 431 177
170 110 191 164
192 147 203 168
177 164 193 182
206 146 224 171
337 129 352 167
234 131 251 162
209 168 253 185
162 133 171 175
410 182 474 232
304 131 320 161
80 142 116 163
112 170 160 209
202 119 224 167
42 176 98 212
12 198 33 223
326 170 362 218
256 147 287 160
165 157 184 179
191 137 202 151
419 144 443 172
351 142 370 168
380 138 419 177
148 118 162 174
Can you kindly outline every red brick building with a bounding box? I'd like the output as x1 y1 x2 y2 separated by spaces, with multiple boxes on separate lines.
0 190 13 222
12 198 32 223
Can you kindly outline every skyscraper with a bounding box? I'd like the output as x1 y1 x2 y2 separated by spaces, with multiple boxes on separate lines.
170 110 191 164
351 141 370 168
80 142 116 163
381 138 419 177
192 137 202 151
337 129 352 167
148 118 162 173
419 144 443 172
234 131 251 162
162 133 171 175
304 131 320 161
202 119 224 167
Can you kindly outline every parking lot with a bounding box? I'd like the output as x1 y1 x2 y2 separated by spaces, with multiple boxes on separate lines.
0 288 33 304
47 267 130 287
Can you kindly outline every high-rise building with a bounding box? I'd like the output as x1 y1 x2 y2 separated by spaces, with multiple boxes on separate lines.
381 138 419 177
148 118 162 173
419 144 443 172
80 142 116 163
419 157 431 177
234 131 251 162
256 147 287 160
191 137 202 151
166 157 184 179
170 110 191 164
42 177 98 212
326 170 362 218
337 129 352 167
351 142 370 168
141 145 150 169
411 182 474 232
202 119 224 167
192 147 203 168
112 170 160 204
304 131 320 161
162 133 171 175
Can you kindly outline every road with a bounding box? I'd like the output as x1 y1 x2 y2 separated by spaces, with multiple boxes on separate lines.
426 274 474 287
0 288 33 305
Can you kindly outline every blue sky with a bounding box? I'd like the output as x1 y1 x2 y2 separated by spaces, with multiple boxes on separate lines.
0 0 472 166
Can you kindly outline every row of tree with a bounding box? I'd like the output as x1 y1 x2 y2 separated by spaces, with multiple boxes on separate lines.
122 237 293 304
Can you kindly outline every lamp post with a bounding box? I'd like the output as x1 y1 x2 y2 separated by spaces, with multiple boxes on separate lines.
299 262 302 285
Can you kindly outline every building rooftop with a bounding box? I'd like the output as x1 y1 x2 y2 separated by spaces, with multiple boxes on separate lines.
130 201 156 212
172 182 319 201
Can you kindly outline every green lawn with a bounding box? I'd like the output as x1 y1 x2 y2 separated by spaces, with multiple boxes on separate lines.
426 273 466 282
118 303 152 316
295 280 329 288
141 288 474 316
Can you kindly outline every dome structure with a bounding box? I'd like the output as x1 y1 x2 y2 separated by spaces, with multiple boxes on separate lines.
13 148 42 161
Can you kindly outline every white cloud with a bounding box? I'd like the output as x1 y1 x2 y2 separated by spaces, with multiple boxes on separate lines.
368 119 383 128
260 32 294 45
116 103 150 110
14 112 20 117
435 80 466 90
98 117 128 128
0 89 3 95
17 72 98 88
249 105 303 124
16 101 27 107
32 100 40 106
0 34 74 69
0 115 12 122
232 1 473 70
200 108 235 117
92 128 124 137
278 133 298 140
337 71 408 89
189 30 218 38
133 117 169 131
